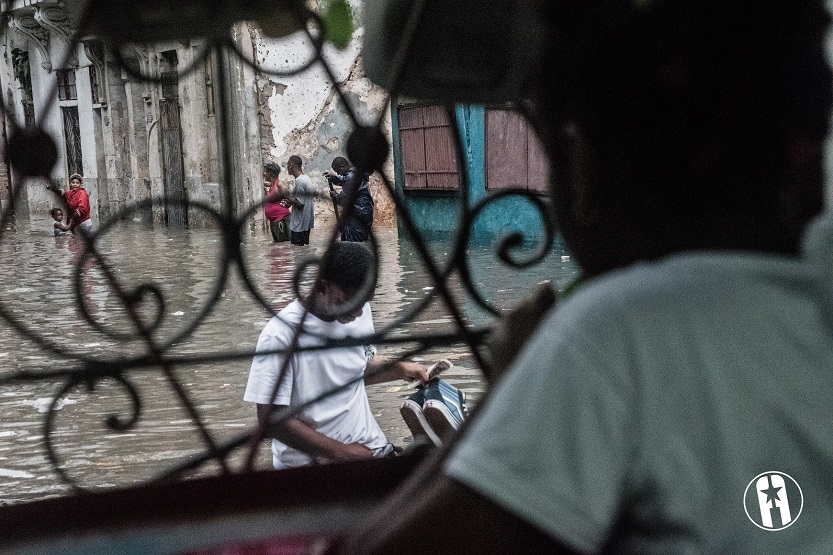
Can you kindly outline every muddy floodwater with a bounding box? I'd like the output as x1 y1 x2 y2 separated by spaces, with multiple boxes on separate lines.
0 218 578 504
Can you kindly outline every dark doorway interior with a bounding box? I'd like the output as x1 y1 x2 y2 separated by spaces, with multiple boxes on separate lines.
160 50 187 228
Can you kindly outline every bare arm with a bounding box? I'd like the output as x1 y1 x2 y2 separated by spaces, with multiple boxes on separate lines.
340 473 580 555
286 195 304 209
364 360 428 386
255 404 373 462
265 180 288 201
326 170 359 206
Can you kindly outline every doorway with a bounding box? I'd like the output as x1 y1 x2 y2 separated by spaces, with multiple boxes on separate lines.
159 50 187 227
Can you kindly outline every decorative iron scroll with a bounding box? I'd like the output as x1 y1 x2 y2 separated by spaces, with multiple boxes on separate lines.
0 0 560 494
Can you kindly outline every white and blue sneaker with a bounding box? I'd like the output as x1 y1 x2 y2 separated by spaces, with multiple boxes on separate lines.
399 388 442 446
422 378 468 441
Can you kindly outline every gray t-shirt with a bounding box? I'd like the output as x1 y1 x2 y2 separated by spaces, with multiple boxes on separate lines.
447 213 833 554
289 174 314 233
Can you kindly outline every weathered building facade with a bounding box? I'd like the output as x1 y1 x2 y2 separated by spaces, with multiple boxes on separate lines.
392 102 551 242
0 1 263 229
251 13 397 227
0 0 395 233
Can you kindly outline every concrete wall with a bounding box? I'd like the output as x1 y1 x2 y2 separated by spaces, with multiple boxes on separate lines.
252 4 396 228
26 46 60 219
0 39 29 219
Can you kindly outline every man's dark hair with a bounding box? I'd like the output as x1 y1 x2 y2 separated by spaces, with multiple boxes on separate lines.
263 162 280 178
288 155 303 169
331 156 350 174
319 242 374 292
536 0 832 275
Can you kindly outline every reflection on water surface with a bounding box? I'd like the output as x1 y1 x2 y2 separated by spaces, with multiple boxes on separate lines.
0 220 578 503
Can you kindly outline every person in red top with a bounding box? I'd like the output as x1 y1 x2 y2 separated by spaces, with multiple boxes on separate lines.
263 162 291 242
48 173 92 235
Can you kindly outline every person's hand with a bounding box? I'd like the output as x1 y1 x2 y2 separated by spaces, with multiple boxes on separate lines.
485 283 556 383
323 169 334 178
400 361 430 385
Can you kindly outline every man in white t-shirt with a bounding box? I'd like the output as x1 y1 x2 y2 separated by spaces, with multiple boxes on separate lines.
286 155 315 246
340 1 833 554
244 242 428 469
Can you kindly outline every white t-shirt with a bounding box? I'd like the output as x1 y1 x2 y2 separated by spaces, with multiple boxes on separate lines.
289 174 315 233
446 214 833 554
244 299 387 469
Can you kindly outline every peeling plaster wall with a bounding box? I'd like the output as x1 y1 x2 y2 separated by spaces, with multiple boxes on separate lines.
253 12 396 228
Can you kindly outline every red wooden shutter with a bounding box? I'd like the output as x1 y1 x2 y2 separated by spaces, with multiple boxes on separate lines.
486 107 549 193
398 104 459 191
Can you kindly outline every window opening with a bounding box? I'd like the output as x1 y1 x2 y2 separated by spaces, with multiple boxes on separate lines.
11 49 34 126
57 69 78 101
89 65 100 104
398 103 459 190
61 106 83 176
160 50 179 99
485 107 549 193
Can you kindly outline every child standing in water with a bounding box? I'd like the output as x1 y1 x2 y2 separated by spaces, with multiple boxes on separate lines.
50 207 69 236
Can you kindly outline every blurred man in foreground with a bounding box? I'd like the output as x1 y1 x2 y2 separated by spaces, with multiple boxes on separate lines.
343 0 833 553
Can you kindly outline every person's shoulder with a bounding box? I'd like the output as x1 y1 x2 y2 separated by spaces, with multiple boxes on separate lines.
344 302 373 333
312 301 374 337
557 257 695 325
278 299 306 322
560 252 764 330
295 174 312 190
261 300 305 335
353 302 374 332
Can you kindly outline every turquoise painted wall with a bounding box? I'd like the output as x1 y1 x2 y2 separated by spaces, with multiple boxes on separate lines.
392 102 551 246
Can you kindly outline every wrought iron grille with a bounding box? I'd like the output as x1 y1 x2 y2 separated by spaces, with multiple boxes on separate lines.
0 0 561 497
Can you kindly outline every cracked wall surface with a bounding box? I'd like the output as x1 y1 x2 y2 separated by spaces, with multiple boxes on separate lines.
251 10 396 227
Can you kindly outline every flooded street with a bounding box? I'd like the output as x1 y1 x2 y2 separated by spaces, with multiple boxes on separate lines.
0 218 578 504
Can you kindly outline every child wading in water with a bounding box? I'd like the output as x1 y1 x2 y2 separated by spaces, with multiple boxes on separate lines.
51 207 69 236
